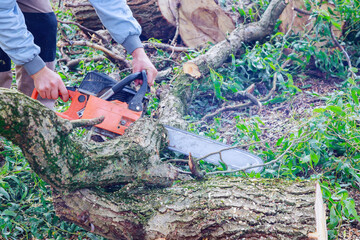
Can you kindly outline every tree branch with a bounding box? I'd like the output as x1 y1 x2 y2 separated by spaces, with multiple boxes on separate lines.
58 40 130 68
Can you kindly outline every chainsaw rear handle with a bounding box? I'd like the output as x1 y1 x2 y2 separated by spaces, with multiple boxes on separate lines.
98 70 148 112
31 87 77 100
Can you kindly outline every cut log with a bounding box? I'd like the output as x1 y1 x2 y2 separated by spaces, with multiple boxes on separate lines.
0 83 325 240
159 0 236 47
126 0 176 42
183 62 201 78
64 0 235 47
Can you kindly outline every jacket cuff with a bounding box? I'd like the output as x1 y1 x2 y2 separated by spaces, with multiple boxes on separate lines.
122 35 143 54
23 55 46 76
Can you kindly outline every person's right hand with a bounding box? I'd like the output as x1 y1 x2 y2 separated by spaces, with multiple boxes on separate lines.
31 66 69 102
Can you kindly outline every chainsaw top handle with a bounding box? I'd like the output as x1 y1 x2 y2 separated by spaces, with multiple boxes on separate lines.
98 70 148 112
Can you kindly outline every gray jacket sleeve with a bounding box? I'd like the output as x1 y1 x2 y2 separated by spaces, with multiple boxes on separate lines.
0 0 142 76
89 0 143 54
0 0 45 75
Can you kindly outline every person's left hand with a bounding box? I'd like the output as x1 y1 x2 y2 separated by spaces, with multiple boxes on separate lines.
131 48 157 86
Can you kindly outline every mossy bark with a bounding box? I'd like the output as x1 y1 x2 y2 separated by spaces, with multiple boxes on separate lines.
53 178 316 240
0 89 178 192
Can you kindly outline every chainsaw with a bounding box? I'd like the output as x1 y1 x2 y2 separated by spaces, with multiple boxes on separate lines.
31 71 264 173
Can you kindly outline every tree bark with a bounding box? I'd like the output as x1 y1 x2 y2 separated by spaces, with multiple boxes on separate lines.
0 90 178 192
52 178 317 240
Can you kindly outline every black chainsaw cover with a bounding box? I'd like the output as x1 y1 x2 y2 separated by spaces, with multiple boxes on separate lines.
78 71 144 103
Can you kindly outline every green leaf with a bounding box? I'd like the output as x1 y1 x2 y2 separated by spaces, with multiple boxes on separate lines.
326 106 345 116
348 77 356 85
328 205 340 229
327 7 335 16
301 155 310 164
351 88 359 105
276 137 284 146
313 107 326 114
1 210 16 217
238 7 246 16
310 151 320 165
0 187 10 200
330 19 341 30
350 67 358 73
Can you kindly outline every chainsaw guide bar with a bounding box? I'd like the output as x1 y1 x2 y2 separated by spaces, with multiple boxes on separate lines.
165 125 263 173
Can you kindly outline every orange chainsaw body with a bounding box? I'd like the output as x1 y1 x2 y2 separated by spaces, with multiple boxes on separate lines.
31 71 147 136
31 89 142 136
81 95 142 135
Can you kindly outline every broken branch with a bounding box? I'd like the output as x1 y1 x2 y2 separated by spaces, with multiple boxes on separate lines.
70 116 105 129
330 23 357 80
58 40 130 68
143 42 193 52
58 20 109 43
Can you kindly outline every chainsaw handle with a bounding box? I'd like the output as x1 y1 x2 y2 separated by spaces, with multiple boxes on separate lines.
31 89 39 100
128 70 148 112
98 71 147 101
112 72 143 94
31 87 77 101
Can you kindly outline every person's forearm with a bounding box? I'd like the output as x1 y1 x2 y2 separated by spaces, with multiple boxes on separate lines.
88 0 143 54
0 0 45 75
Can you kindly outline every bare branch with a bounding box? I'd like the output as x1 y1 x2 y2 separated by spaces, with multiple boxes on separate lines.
58 40 130 68
58 20 109 43
170 0 181 46
70 116 105 129
293 7 312 16
143 42 193 52
330 24 357 79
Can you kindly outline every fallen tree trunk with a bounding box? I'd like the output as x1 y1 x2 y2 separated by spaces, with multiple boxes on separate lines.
0 0 324 239
64 0 235 46
64 0 176 40
53 178 317 240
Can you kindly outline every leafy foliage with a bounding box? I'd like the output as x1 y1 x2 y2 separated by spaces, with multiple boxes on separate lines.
0 140 103 240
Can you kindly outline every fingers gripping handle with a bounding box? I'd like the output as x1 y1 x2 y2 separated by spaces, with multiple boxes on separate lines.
31 88 75 101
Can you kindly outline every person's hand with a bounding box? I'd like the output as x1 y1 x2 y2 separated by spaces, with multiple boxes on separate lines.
31 66 69 102
131 48 157 86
